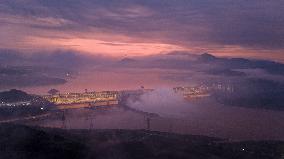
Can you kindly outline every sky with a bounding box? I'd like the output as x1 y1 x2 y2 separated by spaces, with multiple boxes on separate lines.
0 0 284 61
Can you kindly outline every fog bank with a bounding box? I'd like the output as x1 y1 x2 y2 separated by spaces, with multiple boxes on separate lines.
127 88 191 118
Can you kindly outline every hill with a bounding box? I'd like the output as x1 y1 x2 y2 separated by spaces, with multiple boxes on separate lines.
0 89 34 103
0 124 283 159
0 90 53 120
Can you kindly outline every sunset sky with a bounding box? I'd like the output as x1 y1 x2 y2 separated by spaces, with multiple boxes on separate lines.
0 0 284 61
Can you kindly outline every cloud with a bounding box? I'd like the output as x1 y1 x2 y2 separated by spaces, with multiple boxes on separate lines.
0 0 284 60
95 5 154 19
23 36 186 56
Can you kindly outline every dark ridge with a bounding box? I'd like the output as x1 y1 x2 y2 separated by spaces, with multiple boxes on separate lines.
205 69 246 77
0 124 283 159
0 124 87 159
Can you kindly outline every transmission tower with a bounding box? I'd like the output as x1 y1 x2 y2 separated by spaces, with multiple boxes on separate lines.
61 110 66 129
85 113 95 130
145 116 151 131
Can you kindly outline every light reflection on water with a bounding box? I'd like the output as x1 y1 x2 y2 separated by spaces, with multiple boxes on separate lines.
25 100 284 141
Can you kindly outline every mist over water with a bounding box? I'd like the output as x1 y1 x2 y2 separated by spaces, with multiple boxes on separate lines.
127 88 191 118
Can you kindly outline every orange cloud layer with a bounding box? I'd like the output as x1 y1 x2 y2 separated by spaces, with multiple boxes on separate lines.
24 36 188 57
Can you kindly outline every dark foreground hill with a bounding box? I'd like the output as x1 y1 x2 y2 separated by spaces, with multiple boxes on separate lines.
0 124 283 159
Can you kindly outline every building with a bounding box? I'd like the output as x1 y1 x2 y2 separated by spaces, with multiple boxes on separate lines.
43 91 119 105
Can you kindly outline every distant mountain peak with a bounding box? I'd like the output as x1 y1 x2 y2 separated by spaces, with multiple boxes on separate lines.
120 58 137 63
198 53 217 62
200 53 216 58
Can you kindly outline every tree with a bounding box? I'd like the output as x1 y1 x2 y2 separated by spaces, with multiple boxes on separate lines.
48 89 59 95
